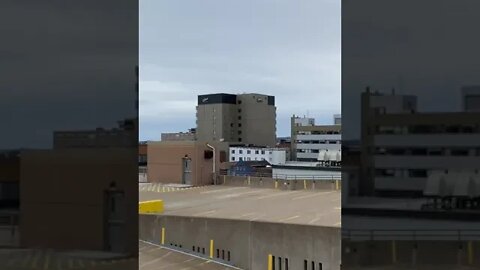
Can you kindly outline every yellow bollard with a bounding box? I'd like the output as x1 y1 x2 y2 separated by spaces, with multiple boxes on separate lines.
468 241 473 265
268 254 273 270
161 227 165 245
210 240 214 259
392 240 397 263
275 180 278 189
304 180 307 190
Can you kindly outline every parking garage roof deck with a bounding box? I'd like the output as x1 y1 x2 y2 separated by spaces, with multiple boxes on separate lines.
139 185 341 227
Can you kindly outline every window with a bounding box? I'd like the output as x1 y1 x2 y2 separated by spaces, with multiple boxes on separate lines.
231 149 235 154
255 150 259 154
451 148 469 156
239 150 243 154
238 138 242 142
231 157 235 161
247 150 251 154
239 157 243 161
247 157 251 161
238 109 242 113
228 251 231 261
238 100 242 104
238 131 242 135
238 116 242 120
261 150 265 154
238 123 242 127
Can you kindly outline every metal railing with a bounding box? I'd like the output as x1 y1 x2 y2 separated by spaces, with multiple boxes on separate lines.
342 229 480 241
219 172 341 181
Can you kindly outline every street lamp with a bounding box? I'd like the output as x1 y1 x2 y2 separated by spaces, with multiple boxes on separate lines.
206 143 216 184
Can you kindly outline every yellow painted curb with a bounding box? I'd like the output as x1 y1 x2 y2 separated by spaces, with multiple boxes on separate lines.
139 200 164 214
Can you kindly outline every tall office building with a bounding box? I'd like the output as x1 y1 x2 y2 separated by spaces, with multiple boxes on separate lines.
196 93 276 147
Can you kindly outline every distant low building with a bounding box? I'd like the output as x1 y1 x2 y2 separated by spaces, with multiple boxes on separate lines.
228 160 271 177
161 128 196 141
229 145 288 165
147 140 229 186
53 119 137 149
360 88 480 198
290 115 341 162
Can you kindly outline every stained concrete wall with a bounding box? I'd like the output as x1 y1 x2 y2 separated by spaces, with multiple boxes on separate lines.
342 240 480 268
220 175 341 191
139 214 341 270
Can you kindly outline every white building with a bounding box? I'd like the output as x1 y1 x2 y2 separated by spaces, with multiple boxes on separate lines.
229 146 287 165
291 115 341 162
361 89 480 197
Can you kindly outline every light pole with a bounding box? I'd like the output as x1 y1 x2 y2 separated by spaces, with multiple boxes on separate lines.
206 143 216 184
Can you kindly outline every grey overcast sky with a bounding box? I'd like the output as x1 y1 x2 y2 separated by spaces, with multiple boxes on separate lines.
342 0 480 140
139 0 340 141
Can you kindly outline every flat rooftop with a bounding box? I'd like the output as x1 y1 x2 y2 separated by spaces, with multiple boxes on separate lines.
139 185 341 227
140 241 235 270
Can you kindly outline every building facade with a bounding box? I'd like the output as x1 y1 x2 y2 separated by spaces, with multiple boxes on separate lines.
462 85 480 112
360 89 480 197
290 115 341 162
229 146 287 165
147 141 229 186
196 93 276 147
161 128 196 141
53 119 137 149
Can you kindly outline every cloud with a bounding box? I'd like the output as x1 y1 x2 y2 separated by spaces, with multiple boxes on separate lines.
139 0 341 140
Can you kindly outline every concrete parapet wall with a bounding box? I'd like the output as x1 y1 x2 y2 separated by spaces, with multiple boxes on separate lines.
220 175 341 191
342 240 480 268
139 214 341 270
